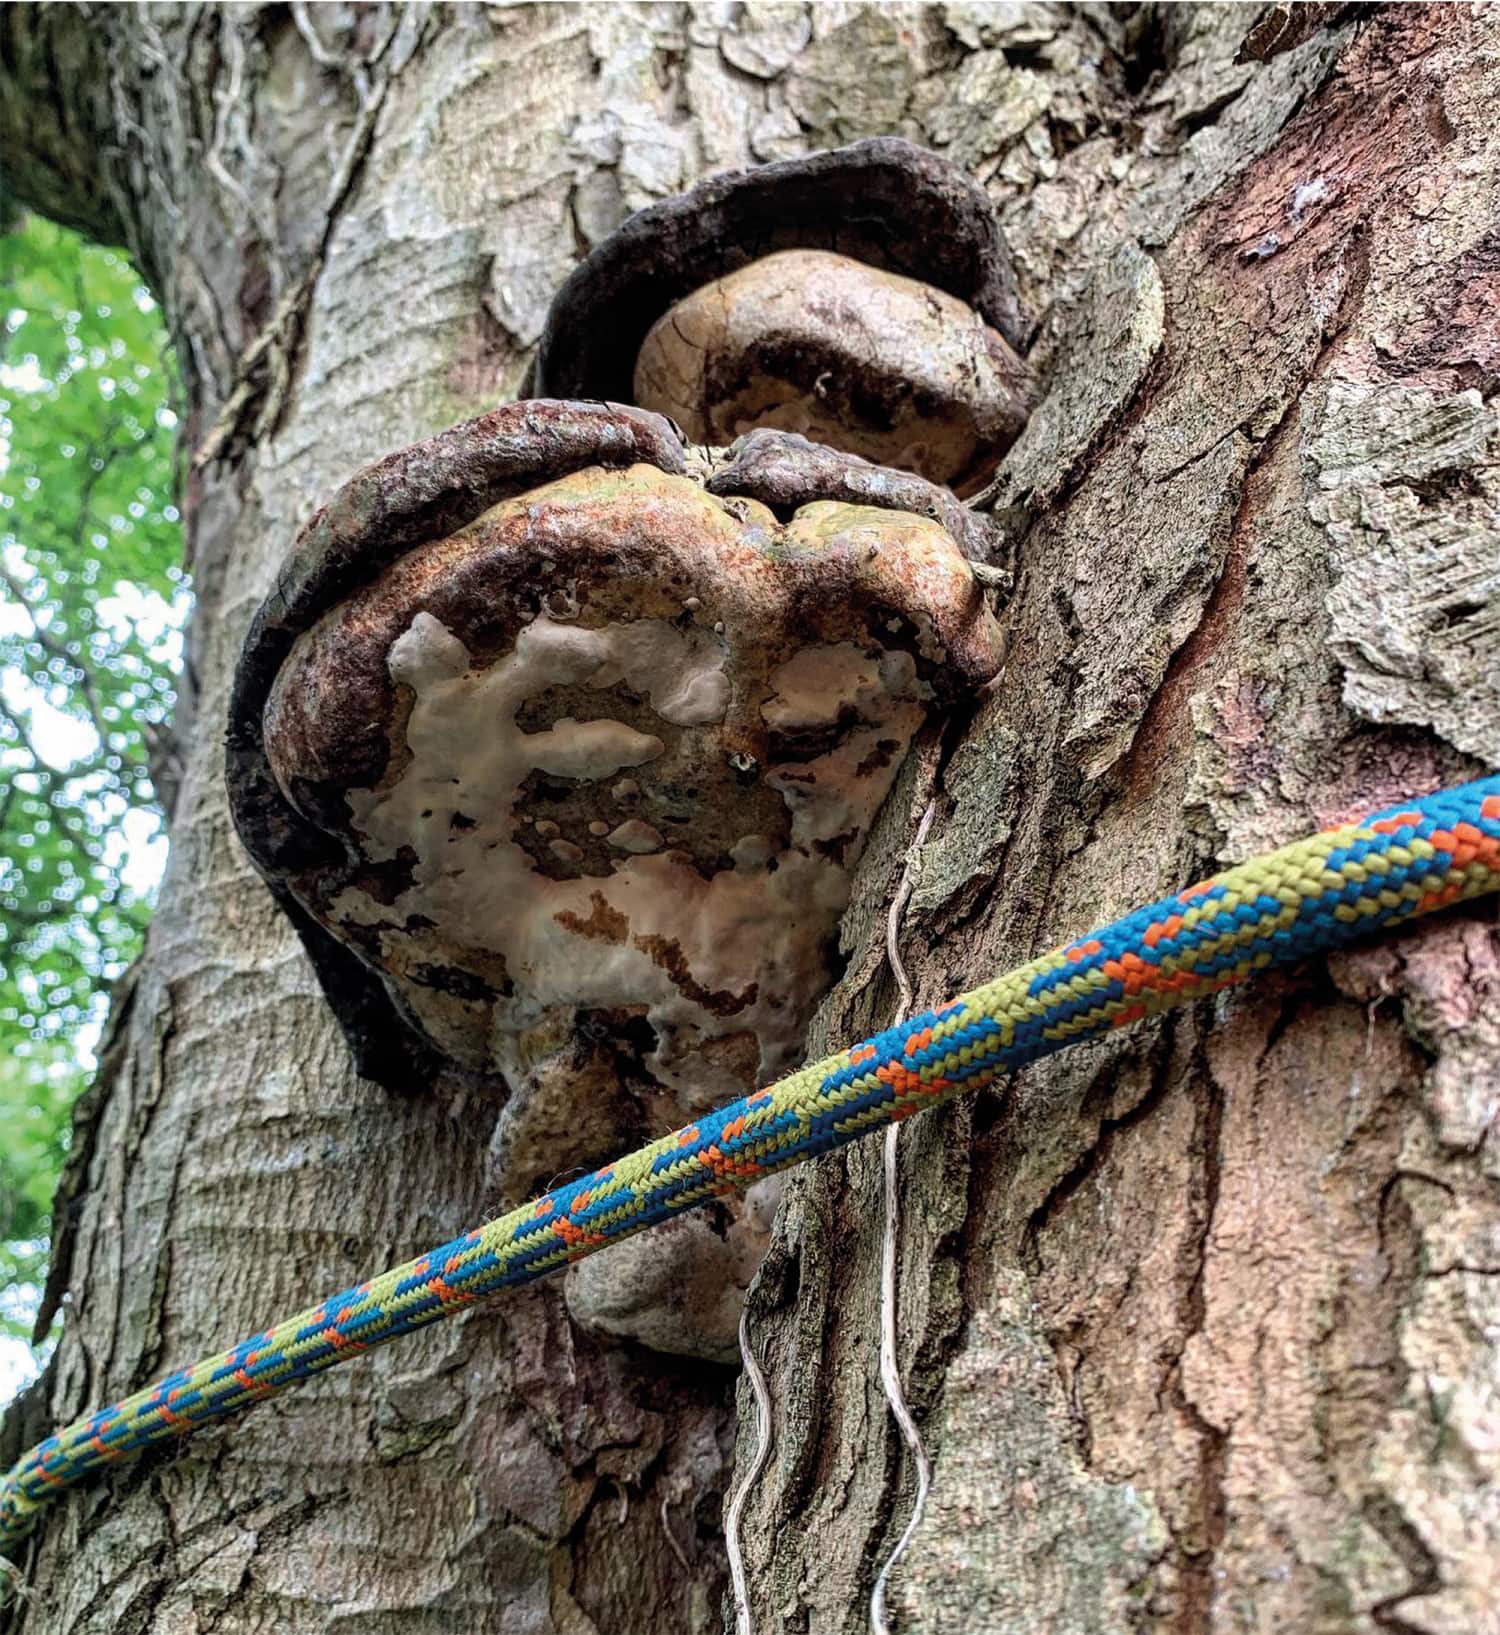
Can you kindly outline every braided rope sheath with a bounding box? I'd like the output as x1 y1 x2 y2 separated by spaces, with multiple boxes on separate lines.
3 776 1498 1548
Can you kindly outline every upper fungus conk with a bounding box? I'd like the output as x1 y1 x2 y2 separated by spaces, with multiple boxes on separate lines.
534 138 1032 497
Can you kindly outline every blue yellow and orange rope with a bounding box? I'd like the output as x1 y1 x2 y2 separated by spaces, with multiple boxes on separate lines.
3 774 1498 1549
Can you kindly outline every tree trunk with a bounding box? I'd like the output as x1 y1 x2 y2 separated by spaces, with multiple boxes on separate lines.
2 5 1497 1633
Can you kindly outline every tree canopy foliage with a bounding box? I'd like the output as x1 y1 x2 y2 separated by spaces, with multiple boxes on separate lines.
0 216 183 1349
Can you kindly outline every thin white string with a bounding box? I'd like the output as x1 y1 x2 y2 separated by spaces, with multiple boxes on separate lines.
722 796 939 1635
725 1301 774 1635
870 799 938 1635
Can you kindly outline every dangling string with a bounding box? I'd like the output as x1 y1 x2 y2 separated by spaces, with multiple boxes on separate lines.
725 1301 774 1635
723 796 940 1635
871 799 939 1635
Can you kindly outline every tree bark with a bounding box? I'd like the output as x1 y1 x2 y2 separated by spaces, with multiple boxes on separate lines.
2 5 1497 1633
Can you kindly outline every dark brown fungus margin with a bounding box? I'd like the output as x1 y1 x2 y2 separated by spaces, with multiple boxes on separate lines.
532 137 1029 405
710 429 999 564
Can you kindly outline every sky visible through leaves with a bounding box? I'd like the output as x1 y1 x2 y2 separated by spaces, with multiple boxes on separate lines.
0 216 185 1400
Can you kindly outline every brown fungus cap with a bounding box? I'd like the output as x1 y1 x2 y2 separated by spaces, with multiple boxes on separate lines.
634 249 1030 497
533 137 1030 404
228 401 1004 1097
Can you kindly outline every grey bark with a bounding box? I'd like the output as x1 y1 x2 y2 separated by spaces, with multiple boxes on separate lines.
1 5 1497 1634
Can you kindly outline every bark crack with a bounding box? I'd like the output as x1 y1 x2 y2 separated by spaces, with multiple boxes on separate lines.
1168 1031 1230 1635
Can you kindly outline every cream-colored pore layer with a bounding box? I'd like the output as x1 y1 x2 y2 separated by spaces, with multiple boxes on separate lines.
331 607 927 1099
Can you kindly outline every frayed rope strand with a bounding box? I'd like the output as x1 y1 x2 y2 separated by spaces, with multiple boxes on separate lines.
4 776 1499 1549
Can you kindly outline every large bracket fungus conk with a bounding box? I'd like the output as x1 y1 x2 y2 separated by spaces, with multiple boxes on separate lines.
534 137 1033 499
227 403 1003 1356
228 142 1025 1358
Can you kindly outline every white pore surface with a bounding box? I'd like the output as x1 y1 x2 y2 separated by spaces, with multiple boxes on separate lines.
330 607 928 1101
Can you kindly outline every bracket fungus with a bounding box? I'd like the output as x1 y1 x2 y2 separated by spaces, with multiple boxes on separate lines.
535 137 1032 497
228 402 1003 1350
229 400 1002 1093
230 143 1030 1357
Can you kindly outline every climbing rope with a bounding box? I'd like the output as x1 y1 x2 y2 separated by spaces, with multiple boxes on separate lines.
2 775 1497 1550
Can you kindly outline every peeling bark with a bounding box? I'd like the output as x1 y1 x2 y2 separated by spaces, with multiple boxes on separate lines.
0 5 1496 1634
